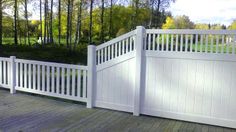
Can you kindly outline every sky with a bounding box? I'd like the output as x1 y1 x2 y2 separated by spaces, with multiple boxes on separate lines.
167 0 236 26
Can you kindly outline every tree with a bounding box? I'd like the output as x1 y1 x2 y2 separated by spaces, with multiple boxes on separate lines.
14 0 18 45
174 15 194 29
100 0 105 43
0 0 2 46
74 0 83 48
228 20 236 30
89 0 93 44
195 23 209 29
162 16 175 29
50 0 53 44
40 0 42 45
24 0 30 45
58 0 61 45
148 0 175 28
109 0 113 39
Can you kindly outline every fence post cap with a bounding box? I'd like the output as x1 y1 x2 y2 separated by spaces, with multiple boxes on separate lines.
88 45 96 48
10 56 16 59
136 26 145 29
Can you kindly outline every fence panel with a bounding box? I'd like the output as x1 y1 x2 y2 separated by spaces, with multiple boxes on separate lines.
0 57 11 89
14 59 88 102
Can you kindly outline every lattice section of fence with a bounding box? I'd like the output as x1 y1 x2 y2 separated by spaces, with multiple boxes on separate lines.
146 29 236 54
96 31 136 65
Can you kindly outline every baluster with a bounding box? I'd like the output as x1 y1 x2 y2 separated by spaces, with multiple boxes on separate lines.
195 34 198 52
157 34 160 51
83 70 87 98
210 36 214 53
162 34 164 51
175 34 179 51
33 64 36 90
20 63 23 88
226 35 230 54
61 67 65 95
148 34 151 50
56 67 60 94
126 38 129 53
190 35 193 52
46 65 50 92
66 68 70 95
24 63 27 88
108 45 111 60
97 50 100 64
42 65 45 91
104 47 107 62
185 34 188 52
205 35 208 53
216 35 219 53
37 65 40 90
51 66 55 92
180 34 183 52
221 35 225 53
77 70 81 97
72 69 76 96
166 34 169 51
171 34 174 51
200 34 203 52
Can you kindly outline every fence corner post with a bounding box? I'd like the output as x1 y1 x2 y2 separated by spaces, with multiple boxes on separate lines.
10 56 16 94
87 45 96 108
133 26 146 116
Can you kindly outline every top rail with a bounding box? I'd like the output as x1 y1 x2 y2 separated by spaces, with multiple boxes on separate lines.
0 57 10 62
15 59 88 70
146 29 236 35
96 30 136 50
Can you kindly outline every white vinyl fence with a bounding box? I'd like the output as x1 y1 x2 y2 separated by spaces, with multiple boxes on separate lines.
0 57 88 103
1 26 236 128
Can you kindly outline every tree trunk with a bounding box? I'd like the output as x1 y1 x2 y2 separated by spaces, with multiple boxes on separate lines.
74 0 82 49
40 0 42 45
14 0 18 45
0 0 2 46
50 0 53 44
100 0 104 43
25 0 30 45
44 0 47 44
109 0 113 39
66 0 70 48
58 0 61 45
89 0 93 44
69 0 74 51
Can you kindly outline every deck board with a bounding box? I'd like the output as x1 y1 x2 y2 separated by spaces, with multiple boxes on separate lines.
0 89 235 132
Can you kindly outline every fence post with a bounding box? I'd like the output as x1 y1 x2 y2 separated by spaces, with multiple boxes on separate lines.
133 26 146 116
10 56 16 94
87 45 96 108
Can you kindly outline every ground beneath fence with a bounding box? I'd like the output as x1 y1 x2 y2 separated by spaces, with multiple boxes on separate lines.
0 89 235 132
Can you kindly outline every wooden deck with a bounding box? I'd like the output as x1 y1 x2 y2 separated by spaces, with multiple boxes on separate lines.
0 89 235 132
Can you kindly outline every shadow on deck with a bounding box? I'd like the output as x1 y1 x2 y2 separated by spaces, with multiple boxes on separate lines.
0 89 235 132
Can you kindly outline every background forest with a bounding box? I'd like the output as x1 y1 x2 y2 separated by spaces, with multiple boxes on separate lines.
0 0 236 64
